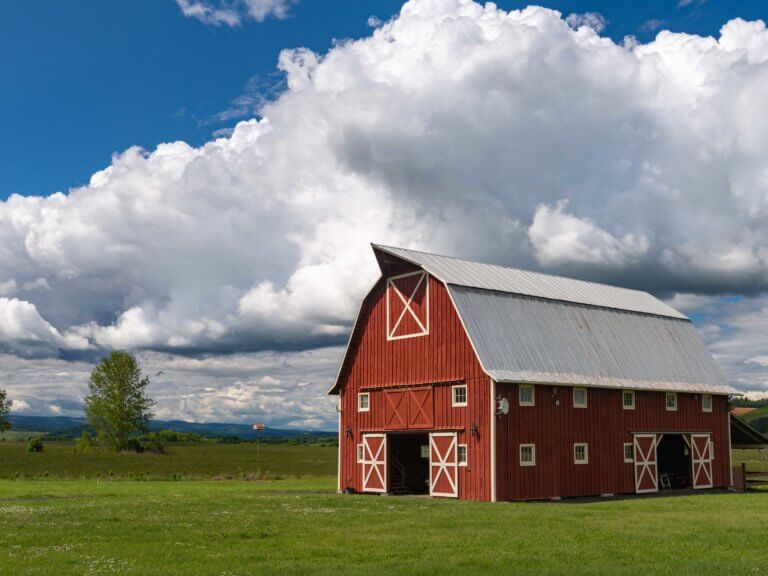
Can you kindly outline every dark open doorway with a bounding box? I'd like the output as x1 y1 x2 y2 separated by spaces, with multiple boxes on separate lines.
388 433 430 495
657 434 691 489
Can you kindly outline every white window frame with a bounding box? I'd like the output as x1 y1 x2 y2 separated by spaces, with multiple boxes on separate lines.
358 392 370 412
519 444 536 467
702 394 712 413
451 384 468 408
666 392 677 411
573 387 587 409
519 384 535 407
457 444 468 467
623 443 634 463
574 443 589 465
622 390 635 410
357 443 364 463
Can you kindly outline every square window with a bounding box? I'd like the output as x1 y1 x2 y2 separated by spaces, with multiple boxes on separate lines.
702 394 712 413
573 388 587 408
624 443 634 463
519 444 536 466
622 390 635 410
519 385 535 407
666 392 677 411
458 444 468 466
452 385 468 407
574 443 588 464
357 444 364 463
420 445 429 459
358 392 370 412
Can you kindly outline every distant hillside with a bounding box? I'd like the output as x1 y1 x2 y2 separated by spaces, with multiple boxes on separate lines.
740 405 768 434
7 415 334 440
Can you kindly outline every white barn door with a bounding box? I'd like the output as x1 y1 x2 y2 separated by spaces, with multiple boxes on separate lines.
361 434 387 493
429 432 458 498
691 433 714 489
634 434 659 494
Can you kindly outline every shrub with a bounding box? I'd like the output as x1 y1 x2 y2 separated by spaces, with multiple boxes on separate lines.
122 438 144 453
145 432 166 455
74 430 94 453
26 437 44 453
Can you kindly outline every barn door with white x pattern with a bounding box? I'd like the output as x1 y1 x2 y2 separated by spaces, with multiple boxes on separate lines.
691 434 714 489
429 432 458 498
361 434 387 493
387 271 429 340
634 434 659 494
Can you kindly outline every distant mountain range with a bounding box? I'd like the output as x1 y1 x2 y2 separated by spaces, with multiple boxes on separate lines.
7 414 334 439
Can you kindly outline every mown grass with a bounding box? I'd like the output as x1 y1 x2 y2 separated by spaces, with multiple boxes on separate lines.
1 479 767 575
0 441 337 480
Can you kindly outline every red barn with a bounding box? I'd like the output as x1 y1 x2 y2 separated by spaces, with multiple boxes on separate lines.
329 245 737 501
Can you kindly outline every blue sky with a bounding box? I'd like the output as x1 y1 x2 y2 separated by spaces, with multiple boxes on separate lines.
1 0 768 425
2 0 766 198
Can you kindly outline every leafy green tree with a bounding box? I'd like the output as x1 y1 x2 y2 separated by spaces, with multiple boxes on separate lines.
84 352 155 452
0 389 11 433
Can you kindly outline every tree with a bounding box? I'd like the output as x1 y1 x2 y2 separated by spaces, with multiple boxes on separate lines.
84 352 155 452
0 389 11 433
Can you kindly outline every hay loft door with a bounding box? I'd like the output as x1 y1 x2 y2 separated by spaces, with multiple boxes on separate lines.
386 271 429 340
429 432 458 498
362 434 387 493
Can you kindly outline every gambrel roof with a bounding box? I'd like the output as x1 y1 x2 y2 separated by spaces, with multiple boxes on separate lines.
329 245 736 396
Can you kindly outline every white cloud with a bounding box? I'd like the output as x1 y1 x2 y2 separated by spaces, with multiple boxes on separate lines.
529 200 649 268
2 0 768 401
566 12 608 33
175 0 292 26
0 298 89 357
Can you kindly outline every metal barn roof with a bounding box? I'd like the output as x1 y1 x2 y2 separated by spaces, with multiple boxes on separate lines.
373 245 687 319
449 285 735 395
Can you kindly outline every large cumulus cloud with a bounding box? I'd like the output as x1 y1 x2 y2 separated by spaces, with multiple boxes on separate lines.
3 0 768 415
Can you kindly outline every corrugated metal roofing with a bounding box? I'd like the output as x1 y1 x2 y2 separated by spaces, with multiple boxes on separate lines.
373 245 687 320
449 286 735 395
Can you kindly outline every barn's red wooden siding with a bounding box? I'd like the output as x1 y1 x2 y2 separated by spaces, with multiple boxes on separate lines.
494 384 731 500
338 273 492 501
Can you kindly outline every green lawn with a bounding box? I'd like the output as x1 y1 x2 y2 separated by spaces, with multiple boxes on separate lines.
0 441 337 480
1 444 767 574
1 479 767 575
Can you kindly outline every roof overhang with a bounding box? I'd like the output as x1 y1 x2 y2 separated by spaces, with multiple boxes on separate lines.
488 370 739 395
730 414 768 449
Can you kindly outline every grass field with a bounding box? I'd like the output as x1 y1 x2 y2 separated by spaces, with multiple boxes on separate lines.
0 441 337 480
1 479 767 575
1 443 767 575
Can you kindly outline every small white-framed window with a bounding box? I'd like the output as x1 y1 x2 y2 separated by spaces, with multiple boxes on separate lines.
702 394 712 413
452 384 468 407
358 392 370 412
573 388 587 409
623 443 634 463
519 385 535 407
519 444 536 466
458 444 468 467
666 392 677 411
574 443 588 464
357 444 364 463
622 390 635 410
